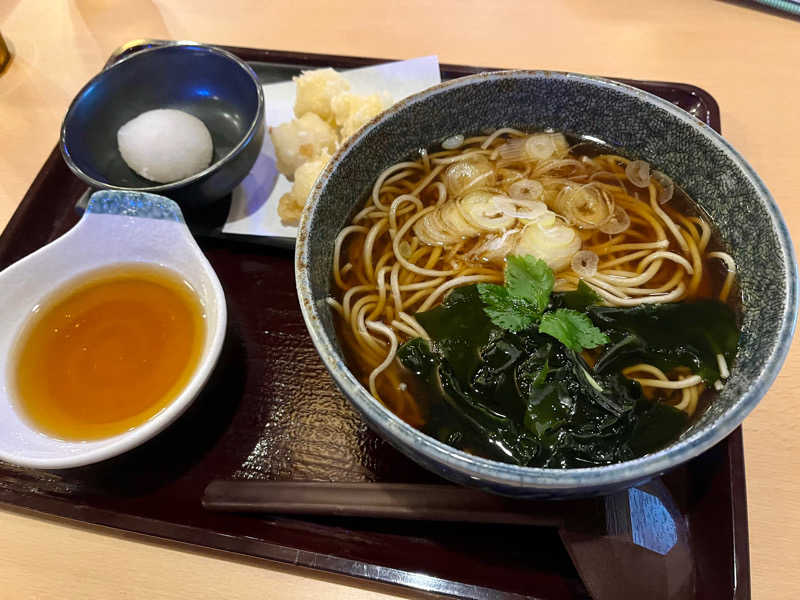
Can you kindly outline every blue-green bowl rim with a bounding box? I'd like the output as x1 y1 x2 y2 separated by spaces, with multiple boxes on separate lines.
297 69 798 491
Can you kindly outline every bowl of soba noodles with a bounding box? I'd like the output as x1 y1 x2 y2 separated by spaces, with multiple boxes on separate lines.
295 70 797 497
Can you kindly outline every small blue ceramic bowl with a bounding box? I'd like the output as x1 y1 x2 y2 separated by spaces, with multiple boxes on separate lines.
297 70 798 498
60 42 264 206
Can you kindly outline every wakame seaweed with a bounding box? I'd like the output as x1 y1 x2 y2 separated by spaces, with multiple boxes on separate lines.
397 282 739 468
589 301 739 384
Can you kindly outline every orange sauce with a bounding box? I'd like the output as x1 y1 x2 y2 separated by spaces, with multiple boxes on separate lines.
11 265 206 440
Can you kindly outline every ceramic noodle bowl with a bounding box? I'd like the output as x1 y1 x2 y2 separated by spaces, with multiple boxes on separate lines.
296 70 798 498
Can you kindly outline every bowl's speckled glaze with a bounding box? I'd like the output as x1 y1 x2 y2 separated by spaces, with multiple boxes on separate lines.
297 71 798 498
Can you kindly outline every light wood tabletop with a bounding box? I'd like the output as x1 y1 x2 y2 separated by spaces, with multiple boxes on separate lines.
1 1 799 598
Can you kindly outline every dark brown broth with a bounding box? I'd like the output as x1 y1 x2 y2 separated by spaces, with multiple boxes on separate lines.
335 134 741 437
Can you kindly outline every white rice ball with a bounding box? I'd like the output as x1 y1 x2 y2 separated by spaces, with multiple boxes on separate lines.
117 109 213 183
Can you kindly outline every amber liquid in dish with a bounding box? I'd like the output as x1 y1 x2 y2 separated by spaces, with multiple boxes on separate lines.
11 265 206 441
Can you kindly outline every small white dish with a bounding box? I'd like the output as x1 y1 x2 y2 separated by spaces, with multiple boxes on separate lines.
0 190 226 469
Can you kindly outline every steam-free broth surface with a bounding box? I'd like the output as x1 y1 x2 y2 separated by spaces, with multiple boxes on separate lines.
12 265 206 440
331 130 740 468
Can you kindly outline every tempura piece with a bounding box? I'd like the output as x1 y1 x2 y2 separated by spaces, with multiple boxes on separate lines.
277 193 304 225
271 68 393 223
331 91 390 139
269 112 337 179
277 149 331 225
293 68 350 123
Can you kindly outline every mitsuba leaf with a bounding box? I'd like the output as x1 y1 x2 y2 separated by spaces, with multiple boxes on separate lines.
539 309 609 351
477 283 540 333
504 255 554 313
475 255 555 333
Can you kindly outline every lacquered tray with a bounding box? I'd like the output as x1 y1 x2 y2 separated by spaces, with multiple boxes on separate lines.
0 43 749 600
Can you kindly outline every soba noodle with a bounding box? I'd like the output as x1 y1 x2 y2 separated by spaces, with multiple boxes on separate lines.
329 129 736 426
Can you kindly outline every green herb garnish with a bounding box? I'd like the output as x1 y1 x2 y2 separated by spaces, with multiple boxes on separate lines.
539 308 609 352
504 254 554 313
476 284 540 333
478 255 608 352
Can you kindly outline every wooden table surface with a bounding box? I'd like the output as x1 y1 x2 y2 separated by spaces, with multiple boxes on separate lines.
1 1 798 598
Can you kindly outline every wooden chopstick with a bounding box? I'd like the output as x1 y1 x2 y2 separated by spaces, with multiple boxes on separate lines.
202 480 582 526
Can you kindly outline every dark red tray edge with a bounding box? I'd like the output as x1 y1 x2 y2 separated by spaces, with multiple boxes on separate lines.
0 494 523 600
0 42 749 600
